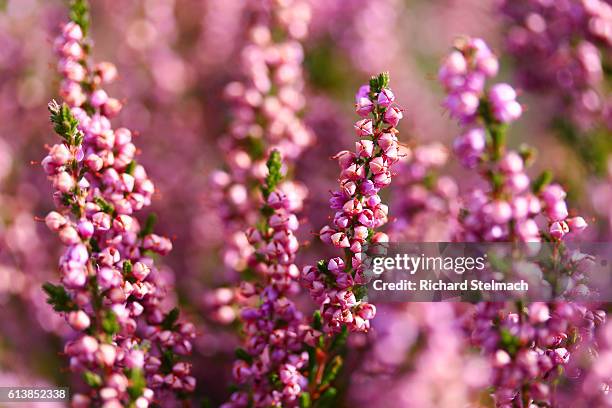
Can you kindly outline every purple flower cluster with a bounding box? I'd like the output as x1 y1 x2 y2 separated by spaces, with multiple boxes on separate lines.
42 15 194 407
440 37 605 406
223 152 316 408
302 74 401 333
438 37 513 125
473 302 605 406
569 319 612 406
350 304 489 408
211 0 313 277
440 37 587 242
390 142 461 242
499 0 612 129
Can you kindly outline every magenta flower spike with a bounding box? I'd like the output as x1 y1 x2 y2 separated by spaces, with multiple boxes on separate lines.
302 73 401 334
211 0 314 284
499 0 611 130
439 37 605 407
222 151 316 408
42 2 194 406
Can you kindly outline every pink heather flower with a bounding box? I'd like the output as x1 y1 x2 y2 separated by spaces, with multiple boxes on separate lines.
550 221 570 239
46 211 67 231
43 11 195 406
62 22 83 41
500 0 610 129
90 89 109 108
377 88 395 107
225 156 312 407
439 37 597 407
302 76 401 334
567 216 588 233
67 310 91 331
383 106 403 127
489 83 522 123
547 200 569 222
438 51 468 88
445 91 480 121
212 0 313 283
454 127 486 168
354 119 374 136
356 97 374 117
541 184 567 205
487 200 513 224
499 151 524 173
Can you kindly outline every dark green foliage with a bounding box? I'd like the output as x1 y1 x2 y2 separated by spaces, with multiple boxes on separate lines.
69 0 90 35
126 368 146 400
42 282 77 312
83 371 102 388
48 100 82 146
101 310 120 335
369 72 390 94
161 307 180 330
262 150 283 199
532 170 553 194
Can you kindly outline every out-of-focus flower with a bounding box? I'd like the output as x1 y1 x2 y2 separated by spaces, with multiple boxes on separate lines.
499 0 612 130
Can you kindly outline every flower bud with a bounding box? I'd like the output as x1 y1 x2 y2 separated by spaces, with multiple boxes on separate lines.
45 211 67 231
67 310 91 330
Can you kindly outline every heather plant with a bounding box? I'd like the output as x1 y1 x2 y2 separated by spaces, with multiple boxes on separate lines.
347 304 490 408
499 0 612 187
499 0 611 132
0 0 611 406
440 36 606 406
210 0 313 283
41 1 194 405
302 72 401 334
294 73 401 406
223 151 316 408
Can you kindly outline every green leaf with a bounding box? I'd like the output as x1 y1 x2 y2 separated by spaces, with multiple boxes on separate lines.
83 371 102 388
500 328 520 356
69 0 90 36
330 326 348 352
369 72 390 93
161 307 180 330
299 392 311 408
90 238 101 253
487 122 508 161
320 355 343 387
101 310 120 335
532 170 553 194
48 100 81 146
518 144 536 167
312 310 322 331
353 285 367 302
200 398 213 408
235 347 253 364
126 368 146 400
490 172 505 194
42 282 77 312
262 150 283 199
268 372 281 387
94 196 115 214
141 213 157 237
122 260 133 276
160 349 176 374
317 387 338 407
125 160 137 175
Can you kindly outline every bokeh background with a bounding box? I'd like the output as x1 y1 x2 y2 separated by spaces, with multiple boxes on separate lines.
0 0 610 406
